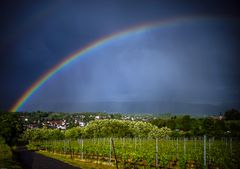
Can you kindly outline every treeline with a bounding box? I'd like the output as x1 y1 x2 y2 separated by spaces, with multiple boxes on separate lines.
1 109 240 145
21 119 171 141
150 109 240 137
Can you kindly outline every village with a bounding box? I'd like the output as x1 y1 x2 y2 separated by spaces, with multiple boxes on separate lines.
18 112 155 130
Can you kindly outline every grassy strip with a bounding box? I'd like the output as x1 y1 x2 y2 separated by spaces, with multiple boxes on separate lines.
0 138 22 169
37 151 116 169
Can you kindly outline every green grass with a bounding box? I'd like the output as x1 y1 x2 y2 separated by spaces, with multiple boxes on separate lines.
38 150 116 169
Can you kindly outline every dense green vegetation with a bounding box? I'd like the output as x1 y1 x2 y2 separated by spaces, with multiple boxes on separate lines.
28 137 240 169
224 109 240 120
0 137 21 169
0 112 22 169
0 112 22 146
21 118 240 169
15 109 240 138
22 119 172 141
150 114 240 137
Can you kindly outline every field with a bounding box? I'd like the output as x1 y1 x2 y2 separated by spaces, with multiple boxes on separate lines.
28 137 240 169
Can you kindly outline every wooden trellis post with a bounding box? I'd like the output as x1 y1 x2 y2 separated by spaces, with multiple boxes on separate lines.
204 135 206 169
111 138 119 169
81 139 84 160
109 137 112 163
155 138 158 168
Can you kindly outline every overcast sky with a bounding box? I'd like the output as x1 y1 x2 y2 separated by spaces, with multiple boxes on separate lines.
0 0 239 112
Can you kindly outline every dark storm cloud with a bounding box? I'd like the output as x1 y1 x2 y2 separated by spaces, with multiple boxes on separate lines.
24 19 240 112
0 0 239 111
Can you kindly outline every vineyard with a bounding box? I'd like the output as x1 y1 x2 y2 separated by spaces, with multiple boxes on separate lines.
28 137 240 169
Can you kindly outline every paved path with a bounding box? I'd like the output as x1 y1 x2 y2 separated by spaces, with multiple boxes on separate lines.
17 147 81 169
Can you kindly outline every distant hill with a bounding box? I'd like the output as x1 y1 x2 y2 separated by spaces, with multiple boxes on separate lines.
25 101 239 116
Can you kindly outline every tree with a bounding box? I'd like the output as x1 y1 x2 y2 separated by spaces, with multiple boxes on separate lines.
81 119 172 138
202 118 214 136
65 127 83 139
213 120 225 137
21 128 64 141
0 112 22 145
224 109 240 120
148 127 172 138
149 119 166 128
181 115 192 131
166 119 176 130
191 119 204 136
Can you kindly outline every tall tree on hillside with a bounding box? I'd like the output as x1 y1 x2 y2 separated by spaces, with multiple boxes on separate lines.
224 109 240 120
0 112 22 145
181 115 192 131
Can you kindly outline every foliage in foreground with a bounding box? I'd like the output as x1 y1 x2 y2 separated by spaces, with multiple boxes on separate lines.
0 112 22 145
0 137 21 169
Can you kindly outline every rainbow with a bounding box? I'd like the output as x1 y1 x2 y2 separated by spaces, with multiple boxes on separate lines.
10 16 213 112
